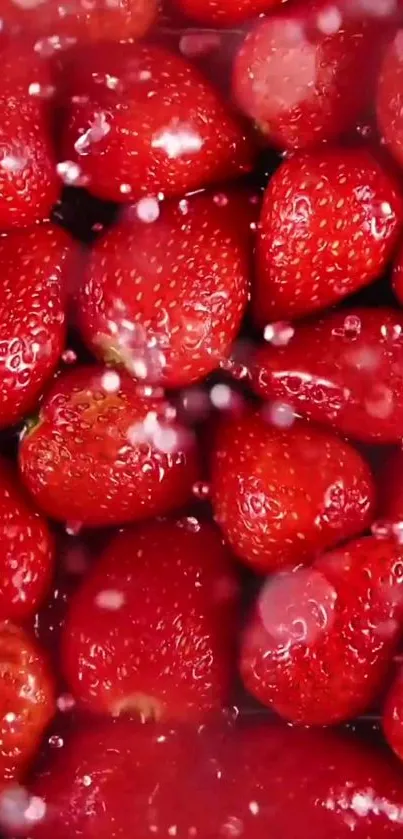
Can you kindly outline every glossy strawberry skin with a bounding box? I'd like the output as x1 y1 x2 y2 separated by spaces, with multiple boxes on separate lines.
211 410 375 573
2 0 157 45
232 1 384 151
241 536 403 725
78 192 251 388
0 458 53 622
251 308 403 443
0 623 55 782
377 30 403 171
254 148 403 324
0 43 59 229
61 42 253 204
62 518 238 721
384 667 403 763
18 366 200 527
0 224 77 430
29 719 403 839
172 0 282 25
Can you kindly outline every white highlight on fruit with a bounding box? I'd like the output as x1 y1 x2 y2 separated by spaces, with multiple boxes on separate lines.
96 589 126 610
316 5 342 34
152 126 203 159
210 384 233 410
136 197 160 223
0 786 46 832
101 370 121 394
56 160 83 186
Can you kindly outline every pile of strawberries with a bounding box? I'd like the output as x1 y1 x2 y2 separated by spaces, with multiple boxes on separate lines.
4 0 403 835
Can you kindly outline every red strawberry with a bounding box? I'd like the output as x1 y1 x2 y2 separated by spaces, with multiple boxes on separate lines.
211 409 375 573
251 307 403 443
253 148 402 324
1 0 157 46
62 517 238 721
377 30 403 172
0 458 53 622
28 719 403 839
0 624 54 783
377 449 403 529
60 42 253 204
241 536 403 725
172 0 282 25
0 224 76 430
18 365 200 527
392 240 403 303
0 42 59 229
78 192 252 388
384 666 403 763
232 1 384 151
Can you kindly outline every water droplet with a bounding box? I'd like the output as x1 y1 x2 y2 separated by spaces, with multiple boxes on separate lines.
65 521 83 536
48 734 64 749
96 589 126 610
263 401 295 429
62 349 77 364
56 693 76 712
0 787 46 832
192 481 211 500
371 519 392 539
263 321 295 346
100 370 121 394
136 197 160 223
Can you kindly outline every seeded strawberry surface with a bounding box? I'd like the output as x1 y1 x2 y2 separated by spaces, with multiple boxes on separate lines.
78 192 251 388
254 148 403 324
173 0 283 25
18 366 200 527
383 668 403 763
0 224 76 430
62 518 238 721
241 536 403 725
211 410 375 572
251 307 403 442
61 42 253 204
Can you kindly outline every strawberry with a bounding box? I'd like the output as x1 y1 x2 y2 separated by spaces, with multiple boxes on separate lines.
384 666 403 763
0 41 59 229
241 536 403 725
78 192 252 388
172 0 282 26
251 307 403 443
377 449 403 529
1 0 157 46
0 624 54 783
232 1 384 151
0 224 76 430
0 458 53 622
18 365 200 527
61 517 238 721
60 42 253 204
392 239 403 304
28 719 403 839
377 30 403 172
211 409 375 573
253 148 403 324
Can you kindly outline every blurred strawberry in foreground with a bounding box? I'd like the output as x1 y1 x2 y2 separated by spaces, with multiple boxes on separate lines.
241 536 403 724
211 409 375 572
254 148 402 324
26 719 403 839
0 224 76 430
172 0 283 25
60 42 253 204
1 0 157 46
384 666 403 763
78 191 253 388
232 0 385 151
18 366 200 527
0 624 54 783
62 518 239 720
251 308 403 443
0 459 53 622
0 42 59 229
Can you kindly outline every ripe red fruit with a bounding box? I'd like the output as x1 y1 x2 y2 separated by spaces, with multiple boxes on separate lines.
254 148 403 324
172 0 282 25
211 409 375 572
0 42 59 229
241 536 403 725
392 240 403 303
28 719 403 839
61 42 253 204
78 193 251 388
377 30 403 171
251 308 403 443
377 449 403 529
0 459 53 622
0 224 76 430
0 624 54 782
232 1 384 151
383 667 403 763
18 366 200 527
62 517 238 721
2 0 157 45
